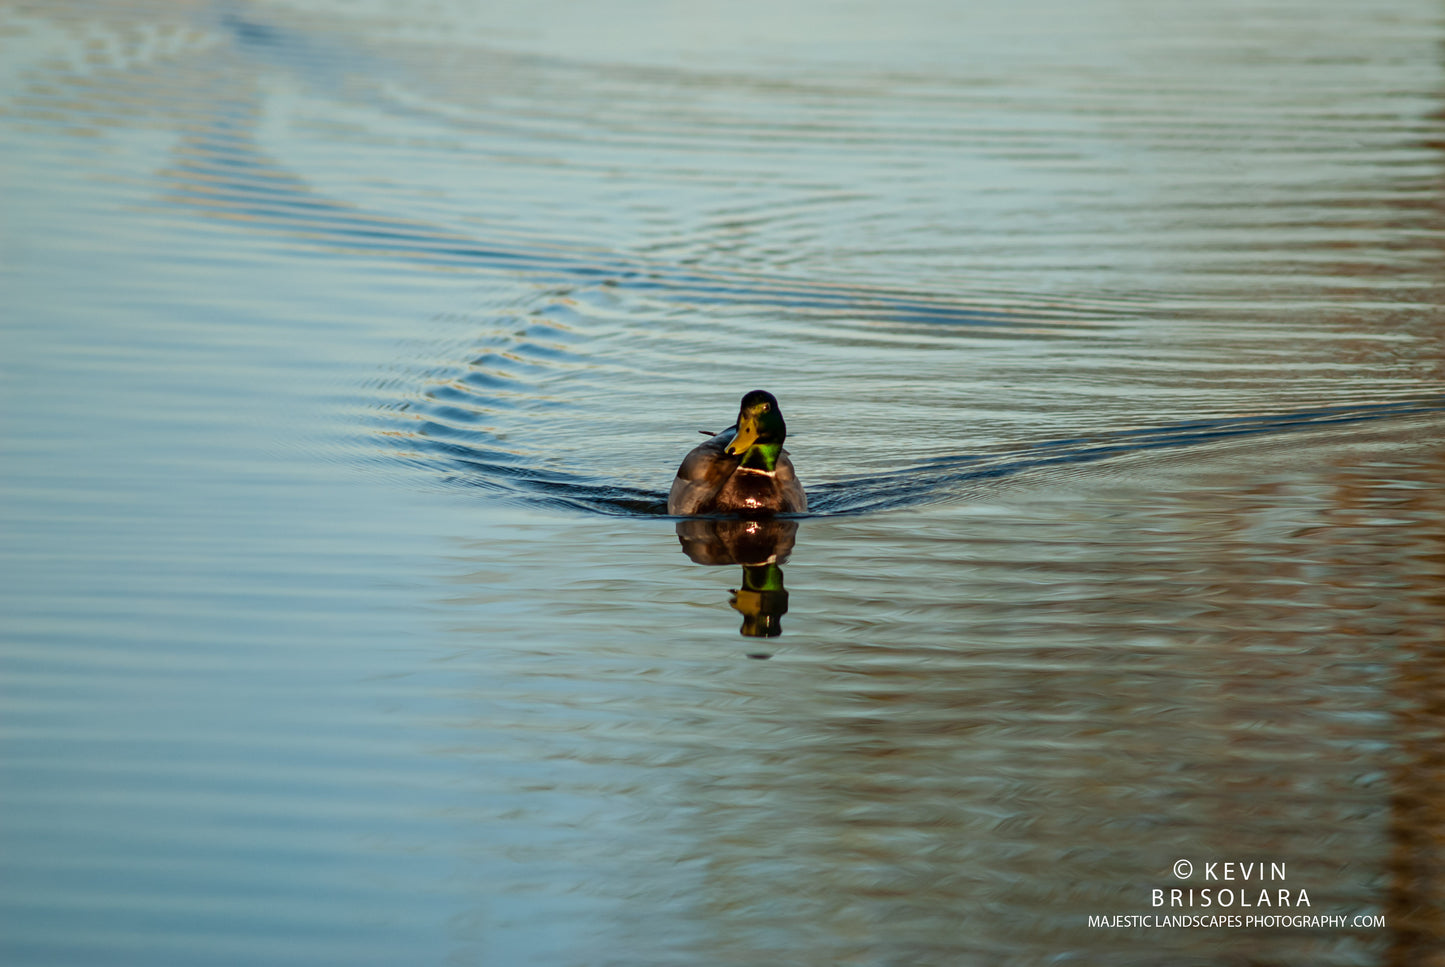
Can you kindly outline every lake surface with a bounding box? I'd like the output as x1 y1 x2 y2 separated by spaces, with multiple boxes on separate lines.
3 0 1444 964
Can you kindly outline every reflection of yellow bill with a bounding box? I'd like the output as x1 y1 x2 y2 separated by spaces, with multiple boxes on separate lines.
731 589 764 612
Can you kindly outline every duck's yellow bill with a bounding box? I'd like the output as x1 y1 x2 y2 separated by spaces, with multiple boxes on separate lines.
726 420 759 456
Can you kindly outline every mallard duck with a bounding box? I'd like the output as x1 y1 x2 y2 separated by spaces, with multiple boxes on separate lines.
668 390 807 516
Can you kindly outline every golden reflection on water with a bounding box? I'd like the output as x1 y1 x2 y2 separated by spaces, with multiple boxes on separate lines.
1382 449 1445 967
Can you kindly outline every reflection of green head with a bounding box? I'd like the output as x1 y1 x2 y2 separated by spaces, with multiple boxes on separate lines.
724 389 787 472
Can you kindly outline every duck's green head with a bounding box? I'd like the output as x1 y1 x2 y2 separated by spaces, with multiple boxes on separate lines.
726 390 787 471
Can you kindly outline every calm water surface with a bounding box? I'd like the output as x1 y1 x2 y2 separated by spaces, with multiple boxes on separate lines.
3 1 1444 964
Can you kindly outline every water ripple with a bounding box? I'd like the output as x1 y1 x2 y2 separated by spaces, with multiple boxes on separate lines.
8 2 1443 519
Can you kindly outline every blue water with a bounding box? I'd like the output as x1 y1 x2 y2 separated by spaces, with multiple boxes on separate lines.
3 1 1444 964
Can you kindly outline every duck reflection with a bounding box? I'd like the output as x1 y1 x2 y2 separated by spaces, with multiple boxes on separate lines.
676 518 796 638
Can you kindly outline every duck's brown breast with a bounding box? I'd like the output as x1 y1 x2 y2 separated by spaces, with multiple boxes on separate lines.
712 467 800 515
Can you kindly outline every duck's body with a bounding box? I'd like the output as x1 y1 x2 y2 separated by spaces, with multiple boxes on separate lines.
668 428 807 516
668 391 807 517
